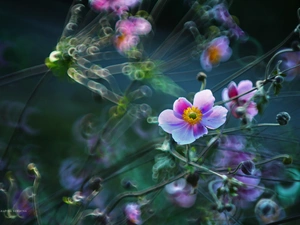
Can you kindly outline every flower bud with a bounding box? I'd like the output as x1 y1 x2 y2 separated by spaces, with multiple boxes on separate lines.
87 177 102 192
186 172 199 187
241 160 255 175
196 72 207 82
274 75 284 84
276 112 291 125
235 106 246 117
255 199 285 224
121 179 137 190
283 156 293 165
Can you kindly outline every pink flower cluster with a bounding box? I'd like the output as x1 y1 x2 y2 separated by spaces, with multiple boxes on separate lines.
164 178 196 208
222 80 258 121
89 0 140 15
115 17 152 53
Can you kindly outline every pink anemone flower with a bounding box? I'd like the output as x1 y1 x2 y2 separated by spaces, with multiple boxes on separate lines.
165 178 197 208
114 17 152 53
89 0 140 15
124 203 142 225
222 80 258 121
158 90 228 145
200 36 232 72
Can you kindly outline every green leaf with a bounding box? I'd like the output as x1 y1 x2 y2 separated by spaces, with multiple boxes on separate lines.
273 83 282 96
149 75 185 97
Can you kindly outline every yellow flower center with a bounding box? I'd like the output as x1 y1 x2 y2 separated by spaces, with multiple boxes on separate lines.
207 46 221 65
182 106 203 125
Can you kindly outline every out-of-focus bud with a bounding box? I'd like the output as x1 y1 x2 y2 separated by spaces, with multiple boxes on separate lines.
241 160 255 175
124 203 142 225
196 72 207 82
276 112 291 125
255 198 285 224
186 172 199 188
274 75 284 84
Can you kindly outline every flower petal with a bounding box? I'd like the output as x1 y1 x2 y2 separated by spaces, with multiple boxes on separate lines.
227 81 238 98
246 102 258 121
172 124 195 145
220 47 232 62
200 51 212 72
237 80 255 101
193 90 215 114
158 109 185 133
173 97 192 117
193 123 208 139
202 106 228 129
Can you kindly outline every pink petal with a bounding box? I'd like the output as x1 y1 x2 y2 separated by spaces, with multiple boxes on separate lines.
220 47 232 62
222 87 229 101
246 102 258 121
193 123 208 139
237 80 255 101
236 170 261 187
173 97 192 117
132 17 152 35
172 123 195 145
201 106 228 129
200 51 212 72
227 81 238 98
193 90 215 114
222 87 233 109
211 36 229 47
174 192 197 208
158 110 185 133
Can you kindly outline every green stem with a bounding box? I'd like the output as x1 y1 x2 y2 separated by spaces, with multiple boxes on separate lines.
103 171 187 215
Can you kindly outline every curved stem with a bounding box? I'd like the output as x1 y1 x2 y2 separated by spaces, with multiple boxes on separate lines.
1 71 50 170
103 171 187 215
264 48 293 80
169 147 225 179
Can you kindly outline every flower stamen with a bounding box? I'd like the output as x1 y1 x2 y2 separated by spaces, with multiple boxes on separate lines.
207 46 221 64
182 106 203 125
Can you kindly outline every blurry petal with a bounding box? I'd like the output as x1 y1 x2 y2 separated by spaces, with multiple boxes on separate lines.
174 192 197 208
246 102 258 121
237 80 255 101
173 97 192 116
158 110 185 133
172 124 195 145
227 81 238 98
220 47 232 62
200 51 212 72
165 178 187 194
202 106 228 129
193 90 215 114
193 123 208 139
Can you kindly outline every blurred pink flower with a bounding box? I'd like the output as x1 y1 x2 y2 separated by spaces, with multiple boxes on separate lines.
114 17 151 53
124 203 142 225
210 4 248 41
280 51 300 81
158 90 228 145
89 0 140 15
222 80 258 121
165 178 196 208
200 36 232 71
116 17 152 35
